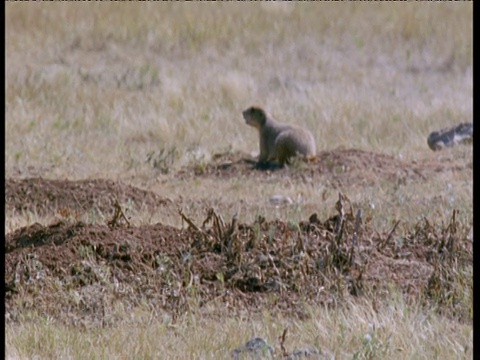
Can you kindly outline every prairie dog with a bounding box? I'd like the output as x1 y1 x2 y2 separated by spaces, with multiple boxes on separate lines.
243 106 316 165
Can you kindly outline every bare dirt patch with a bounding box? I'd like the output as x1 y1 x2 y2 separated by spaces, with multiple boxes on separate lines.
6 148 471 217
5 178 171 216
179 148 471 187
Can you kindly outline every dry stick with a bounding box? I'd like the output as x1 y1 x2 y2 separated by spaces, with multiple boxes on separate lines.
116 200 131 227
446 209 458 253
380 220 401 250
112 203 120 225
333 193 345 266
334 193 345 244
334 193 345 236
178 208 202 234
295 233 305 254
350 208 362 265
267 253 281 277
202 208 214 229
209 209 226 252
353 209 362 246
107 199 130 227
280 327 289 358
227 213 238 238
213 210 225 245
72 193 88 219
225 213 239 254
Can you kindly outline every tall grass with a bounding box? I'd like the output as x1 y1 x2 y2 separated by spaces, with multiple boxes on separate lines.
6 3 472 225
6 297 473 359
6 3 472 179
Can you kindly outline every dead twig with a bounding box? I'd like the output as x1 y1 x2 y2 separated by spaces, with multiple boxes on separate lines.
334 193 345 236
349 209 362 265
379 220 401 250
178 208 203 234
279 327 288 358
445 209 458 253
353 209 362 247
107 200 130 228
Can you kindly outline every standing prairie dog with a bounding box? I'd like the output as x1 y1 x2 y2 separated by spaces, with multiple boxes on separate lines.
243 105 316 165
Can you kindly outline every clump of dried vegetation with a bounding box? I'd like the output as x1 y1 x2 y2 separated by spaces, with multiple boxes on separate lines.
5 199 472 358
6 196 472 325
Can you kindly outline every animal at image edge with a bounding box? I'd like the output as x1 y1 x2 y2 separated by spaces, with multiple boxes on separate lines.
243 105 316 167
427 122 473 151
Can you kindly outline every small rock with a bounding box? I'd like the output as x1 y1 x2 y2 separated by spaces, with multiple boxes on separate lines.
287 347 334 360
269 195 293 206
231 337 274 359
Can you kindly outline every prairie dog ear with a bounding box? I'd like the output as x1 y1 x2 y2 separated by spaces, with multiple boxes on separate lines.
250 105 265 115
246 105 267 122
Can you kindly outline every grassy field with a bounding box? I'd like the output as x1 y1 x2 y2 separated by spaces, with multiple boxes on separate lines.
6 2 472 359
5 298 473 359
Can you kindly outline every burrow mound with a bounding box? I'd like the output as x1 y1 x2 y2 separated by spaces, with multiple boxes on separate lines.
5 178 170 216
5 205 471 327
6 148 471 217
178 148 470 186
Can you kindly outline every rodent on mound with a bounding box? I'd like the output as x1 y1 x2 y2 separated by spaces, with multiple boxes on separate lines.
243 105 316 166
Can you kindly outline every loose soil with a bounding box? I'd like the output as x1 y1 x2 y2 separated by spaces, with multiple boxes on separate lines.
178 148 472 187
5 177 170 216
5 148 472 327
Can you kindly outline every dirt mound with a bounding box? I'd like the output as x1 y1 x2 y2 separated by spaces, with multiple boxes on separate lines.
5 178 170 216
178 148 468 187
311 149 422 186
4 148 472 326
6 148 471 218
5 202 471 327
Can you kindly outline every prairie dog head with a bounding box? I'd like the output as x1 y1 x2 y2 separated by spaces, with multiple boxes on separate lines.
243 106 267 129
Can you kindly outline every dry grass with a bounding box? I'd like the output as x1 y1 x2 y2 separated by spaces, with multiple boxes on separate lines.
6 3 472 176
6 297 473 360
6 3 472 228
5 2 472 359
